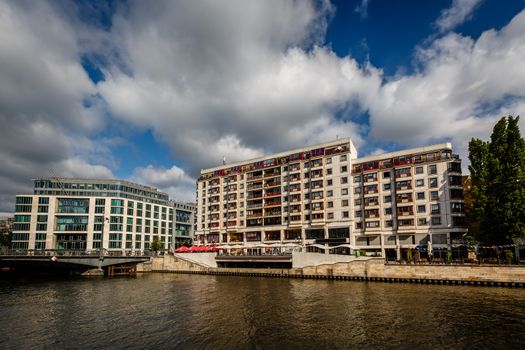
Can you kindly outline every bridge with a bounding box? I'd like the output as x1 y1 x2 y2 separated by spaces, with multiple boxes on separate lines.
0 249 153 276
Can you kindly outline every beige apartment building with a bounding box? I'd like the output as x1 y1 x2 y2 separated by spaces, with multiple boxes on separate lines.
195 139 467 259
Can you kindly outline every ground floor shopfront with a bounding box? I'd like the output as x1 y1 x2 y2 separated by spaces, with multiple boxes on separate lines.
195 226 467 261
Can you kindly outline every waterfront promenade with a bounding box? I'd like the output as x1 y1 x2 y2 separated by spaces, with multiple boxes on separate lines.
137 253 525 287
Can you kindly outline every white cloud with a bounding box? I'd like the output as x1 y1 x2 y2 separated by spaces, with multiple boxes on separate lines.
130 165 196 202
435 0 483 33
369 8 525 164
354 0 370 19
0 1 113 212
99 1 381 174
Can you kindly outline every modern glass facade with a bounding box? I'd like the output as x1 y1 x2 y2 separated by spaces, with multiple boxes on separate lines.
10 178 192 252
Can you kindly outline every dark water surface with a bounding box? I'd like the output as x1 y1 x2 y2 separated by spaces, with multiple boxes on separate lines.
1 274 524 350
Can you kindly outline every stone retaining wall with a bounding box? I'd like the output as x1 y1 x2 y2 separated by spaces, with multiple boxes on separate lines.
139 255 525 287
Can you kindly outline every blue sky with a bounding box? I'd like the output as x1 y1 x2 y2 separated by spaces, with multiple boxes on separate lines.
1 0 525 213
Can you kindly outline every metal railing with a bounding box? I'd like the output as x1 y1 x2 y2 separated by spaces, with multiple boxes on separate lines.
0 249 155 257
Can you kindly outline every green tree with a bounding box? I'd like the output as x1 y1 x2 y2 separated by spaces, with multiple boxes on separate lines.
468 116 525 244
150 237 161 252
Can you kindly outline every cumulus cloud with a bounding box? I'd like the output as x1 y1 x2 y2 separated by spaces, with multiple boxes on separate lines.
99 1 380 175
131 165 196 202
0 1 113 212
369 9 525 163
435 0 483 33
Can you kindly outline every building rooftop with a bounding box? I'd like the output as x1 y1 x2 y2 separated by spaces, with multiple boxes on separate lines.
201 137 356 174
354 143 454 163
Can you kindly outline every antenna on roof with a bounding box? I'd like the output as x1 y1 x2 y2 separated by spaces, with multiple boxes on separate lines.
49 169 70 196
222 156 226 165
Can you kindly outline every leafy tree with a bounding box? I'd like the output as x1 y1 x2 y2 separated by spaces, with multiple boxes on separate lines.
150 237 161 252
468 116 525 244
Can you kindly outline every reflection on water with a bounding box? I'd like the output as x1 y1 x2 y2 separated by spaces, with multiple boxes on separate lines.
1 274 524 349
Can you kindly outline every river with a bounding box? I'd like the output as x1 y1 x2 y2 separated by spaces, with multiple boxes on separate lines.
1 274 524 349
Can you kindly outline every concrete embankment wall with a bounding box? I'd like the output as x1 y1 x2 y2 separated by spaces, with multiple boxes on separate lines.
138 255 525 287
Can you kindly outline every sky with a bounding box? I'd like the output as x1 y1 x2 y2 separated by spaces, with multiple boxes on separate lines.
1 0 525 214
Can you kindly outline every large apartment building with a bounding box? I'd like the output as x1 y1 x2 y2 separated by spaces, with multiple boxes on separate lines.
11 178 195 252
195 139 467 259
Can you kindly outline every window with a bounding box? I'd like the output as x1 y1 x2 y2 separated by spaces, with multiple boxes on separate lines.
342 200 349 207
365 221 379 228
327 201 334 208
341 188 348 195
384 207 392 215
417 192 425 200
415 166 423 174
341 166 348 173
342 211 349 218
327 179 333 186
355 210 362 217
417 205 426 213
327 168 333 175
384 195 391 203
431 217 441 225
383 171 390 178
431 204 440 214
354 187 361 194
354 198 362 205
327 212 334 219
341 177 348 184
429 177 438 188
354 176 361 183
416 179 424 187
429 164 437 174
327 190 333 197
418 218 427 225
385 220 393 227
326 157 332 164
430 191 439 200
340 155 347 161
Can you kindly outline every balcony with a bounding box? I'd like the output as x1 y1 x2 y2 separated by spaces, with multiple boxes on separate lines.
246 175 263 182
265 181 281 188
264 200 282 207
264 210 281 217
311 170 323 178
246 201 263 209
396 194 413 203
264 191 281 198
264 171 281 178
247 183 263 191
288 164 301 172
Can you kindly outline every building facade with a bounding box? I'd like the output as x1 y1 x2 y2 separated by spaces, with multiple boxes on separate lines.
172 201 196 246
195 139 467 259
11 178 176 252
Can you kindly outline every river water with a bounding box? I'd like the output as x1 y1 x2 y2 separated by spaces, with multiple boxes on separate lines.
1 274 524 349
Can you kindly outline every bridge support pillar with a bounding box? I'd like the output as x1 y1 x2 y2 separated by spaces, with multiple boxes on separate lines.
81 268 104 277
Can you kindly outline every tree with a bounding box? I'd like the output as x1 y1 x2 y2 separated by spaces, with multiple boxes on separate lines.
150 237 162 252
468 116 525 245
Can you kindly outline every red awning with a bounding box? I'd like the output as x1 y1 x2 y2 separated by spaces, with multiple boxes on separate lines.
175 246 190 253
